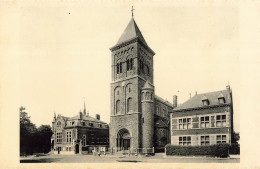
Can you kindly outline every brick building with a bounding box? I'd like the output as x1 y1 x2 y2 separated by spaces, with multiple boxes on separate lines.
109 18 173 151
170 85 234 146
51 104 109 155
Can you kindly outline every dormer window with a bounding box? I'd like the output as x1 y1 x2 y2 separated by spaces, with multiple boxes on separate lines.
202 96 209 106
82 122 85 126
218 98 225 104
218 93 225 104
202 100 209 106
98 123 102 128
89 122 93 127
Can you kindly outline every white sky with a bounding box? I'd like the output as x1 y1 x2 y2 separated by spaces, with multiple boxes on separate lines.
1 1 241 132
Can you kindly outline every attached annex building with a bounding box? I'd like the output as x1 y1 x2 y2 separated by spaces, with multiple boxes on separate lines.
109 18 173 151
170 85 234 146
51 106 109 155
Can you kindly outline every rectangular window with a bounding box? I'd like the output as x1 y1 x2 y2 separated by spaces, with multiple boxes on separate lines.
200 116 210 128
56 132 62 143
83 135 86 146
89 122 93 127
179 136 191 145
216 135 227 143
201 136 210 145
66 131 72 143
216 115 226 127
178 118 192 129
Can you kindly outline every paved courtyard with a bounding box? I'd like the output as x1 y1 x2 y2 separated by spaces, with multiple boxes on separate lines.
20 153 240 163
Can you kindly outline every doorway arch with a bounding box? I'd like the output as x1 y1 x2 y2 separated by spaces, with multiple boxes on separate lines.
117 128 131 150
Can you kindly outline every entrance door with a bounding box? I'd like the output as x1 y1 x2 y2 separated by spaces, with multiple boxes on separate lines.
75 144 79 154
123 139 130 150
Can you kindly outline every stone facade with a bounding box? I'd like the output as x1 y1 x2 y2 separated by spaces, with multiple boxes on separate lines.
51 112 109 155
170 86 234 146
109 18 173 151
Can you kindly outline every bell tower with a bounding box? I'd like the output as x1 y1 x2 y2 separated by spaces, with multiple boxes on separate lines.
109 14 155 150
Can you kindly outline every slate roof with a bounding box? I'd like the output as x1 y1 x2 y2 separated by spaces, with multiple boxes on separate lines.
173 89 232 111
69 114 107 124
116 18 148 46
142 81 154 90
154 95 173 108
154 114 169 128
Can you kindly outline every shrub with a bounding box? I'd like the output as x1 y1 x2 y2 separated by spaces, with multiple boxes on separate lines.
165 143 230 158
229 143 240 154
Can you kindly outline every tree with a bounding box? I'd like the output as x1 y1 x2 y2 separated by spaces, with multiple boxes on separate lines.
20 106 37 155
37 125 53 153
232 131 240 143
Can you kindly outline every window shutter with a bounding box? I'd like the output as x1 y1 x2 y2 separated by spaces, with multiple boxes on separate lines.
172 136 179 145
211 116 215 127
226 112 230 127
210 135 216 145
172 119 177 129
192 117 199 128
191 135 198 146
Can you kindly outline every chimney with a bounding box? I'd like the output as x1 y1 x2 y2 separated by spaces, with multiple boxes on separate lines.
226 85 230 90
96 114 100 120
79 111 83 119
195 91 197 96
173 95 178 108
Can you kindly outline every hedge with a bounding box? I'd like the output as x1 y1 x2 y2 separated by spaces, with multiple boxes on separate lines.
165 143 230 158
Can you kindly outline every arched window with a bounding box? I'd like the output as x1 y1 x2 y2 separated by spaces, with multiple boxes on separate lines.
117 62 122 74
119 62 122 73
127 98 133 113
127 59 130 70
116 63 120 74
116 100 121 115
145 92 150 100
147 65 150 75
130 58 133 70
57 121 61 126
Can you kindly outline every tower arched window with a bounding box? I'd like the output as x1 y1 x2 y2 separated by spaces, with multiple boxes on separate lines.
117 63 120 74
127 58 133 71
116 100 121 115
117 62 122 74
130 58 133 70
119 62 122 73
127 98 133 113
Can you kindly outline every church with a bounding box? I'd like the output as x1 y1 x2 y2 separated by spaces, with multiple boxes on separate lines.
109 16 173 152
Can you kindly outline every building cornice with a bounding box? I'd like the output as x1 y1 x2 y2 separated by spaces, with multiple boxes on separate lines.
172 103 231 113
110 37 155 56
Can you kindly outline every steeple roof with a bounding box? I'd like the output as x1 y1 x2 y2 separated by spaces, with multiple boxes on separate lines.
117 18 148 46
142 81 154 90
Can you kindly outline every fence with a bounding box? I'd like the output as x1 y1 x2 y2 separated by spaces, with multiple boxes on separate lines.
108 147 154 155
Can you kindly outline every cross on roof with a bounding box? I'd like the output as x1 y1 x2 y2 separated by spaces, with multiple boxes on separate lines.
131 6 135 18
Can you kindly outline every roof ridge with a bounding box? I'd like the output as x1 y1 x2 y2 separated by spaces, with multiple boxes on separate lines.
116 18 148 46
195 89 228 96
